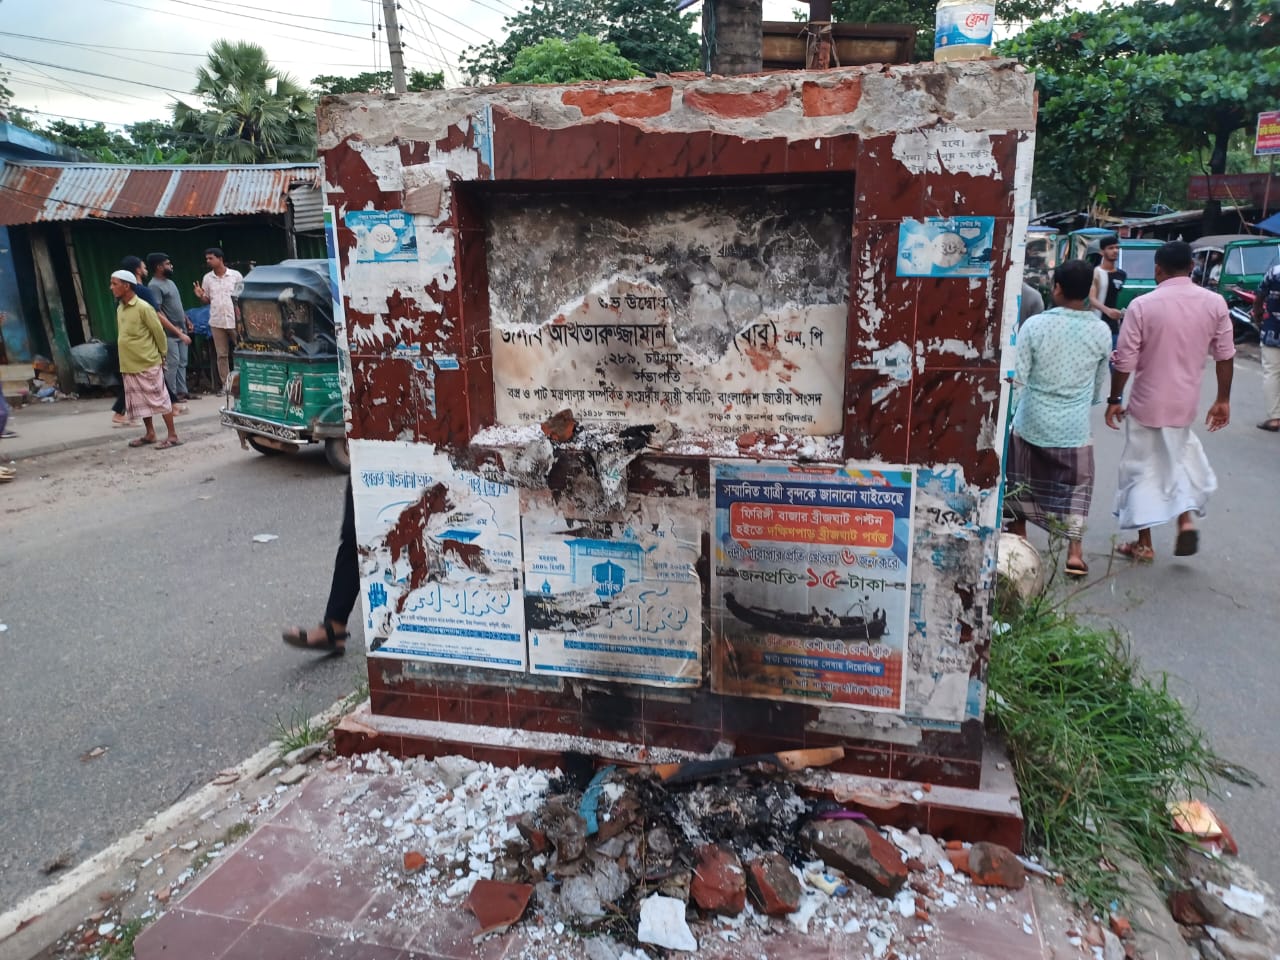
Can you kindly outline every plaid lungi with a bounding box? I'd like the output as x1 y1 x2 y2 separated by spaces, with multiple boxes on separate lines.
1005 432 1095 538
123 365 171 419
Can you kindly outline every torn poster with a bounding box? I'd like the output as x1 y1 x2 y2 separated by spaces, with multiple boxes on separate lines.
522 492 702 688
345 210 419 263
351 439 526 670
710 461 915 712
896 217 995 277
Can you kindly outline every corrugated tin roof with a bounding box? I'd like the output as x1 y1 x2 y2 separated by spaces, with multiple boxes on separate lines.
0 161 319 226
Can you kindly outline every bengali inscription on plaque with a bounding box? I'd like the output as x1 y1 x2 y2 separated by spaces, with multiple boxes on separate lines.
485 185 853 436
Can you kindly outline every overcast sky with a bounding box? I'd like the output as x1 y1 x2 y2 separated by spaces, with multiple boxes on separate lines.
0 0 799 131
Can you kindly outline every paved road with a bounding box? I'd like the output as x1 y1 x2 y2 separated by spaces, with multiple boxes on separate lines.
1067 349 1279 891
0 422 361 911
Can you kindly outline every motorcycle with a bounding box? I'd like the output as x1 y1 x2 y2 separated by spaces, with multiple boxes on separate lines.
1226 285 1259 344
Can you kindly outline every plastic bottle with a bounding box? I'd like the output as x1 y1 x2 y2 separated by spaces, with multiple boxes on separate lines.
934 0 996 61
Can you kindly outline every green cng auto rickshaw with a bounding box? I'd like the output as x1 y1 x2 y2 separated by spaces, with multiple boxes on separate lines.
219 259 349 472
1191 235 1280 342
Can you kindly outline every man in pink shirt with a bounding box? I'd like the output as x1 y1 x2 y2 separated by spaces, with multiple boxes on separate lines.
1105 241 1234 562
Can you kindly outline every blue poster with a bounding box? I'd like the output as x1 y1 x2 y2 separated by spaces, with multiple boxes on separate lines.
896 216 995 277
345 209 419 263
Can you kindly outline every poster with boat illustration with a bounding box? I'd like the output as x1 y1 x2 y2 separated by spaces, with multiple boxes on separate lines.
521 492 702 688
711 460 914 712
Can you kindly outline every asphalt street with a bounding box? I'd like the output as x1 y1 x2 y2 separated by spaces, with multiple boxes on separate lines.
0 424 359 912
1066 348 1280 892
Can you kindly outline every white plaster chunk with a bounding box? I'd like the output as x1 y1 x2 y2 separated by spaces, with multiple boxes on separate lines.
637 894 698 952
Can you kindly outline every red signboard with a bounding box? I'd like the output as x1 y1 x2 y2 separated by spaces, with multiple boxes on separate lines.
1256 111 1280 156
1188 173 1276 205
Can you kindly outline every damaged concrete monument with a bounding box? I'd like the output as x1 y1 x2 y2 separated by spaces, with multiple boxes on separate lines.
319 60 1035 805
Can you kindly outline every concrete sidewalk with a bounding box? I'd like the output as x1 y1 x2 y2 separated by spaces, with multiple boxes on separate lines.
0 394 225 463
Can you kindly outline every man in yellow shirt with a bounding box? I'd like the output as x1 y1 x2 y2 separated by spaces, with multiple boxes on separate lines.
111 270 181 449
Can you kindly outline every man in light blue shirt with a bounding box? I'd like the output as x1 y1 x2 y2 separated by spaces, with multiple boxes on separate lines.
1006 260 1113 577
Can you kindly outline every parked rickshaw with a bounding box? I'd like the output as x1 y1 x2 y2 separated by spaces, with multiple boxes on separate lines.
219 259 348 472
1191 235 1280 342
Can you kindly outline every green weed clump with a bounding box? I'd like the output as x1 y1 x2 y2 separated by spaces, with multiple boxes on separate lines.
987 600 1255 909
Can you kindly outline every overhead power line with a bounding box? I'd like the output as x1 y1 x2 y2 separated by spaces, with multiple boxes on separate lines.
0 51 190 96
99 0 363 51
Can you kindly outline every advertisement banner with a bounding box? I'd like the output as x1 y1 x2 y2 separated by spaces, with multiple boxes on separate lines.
352 440 526 670
1255 110 1280 156
522 493 702 687
711 461 915 712
896 216 995 277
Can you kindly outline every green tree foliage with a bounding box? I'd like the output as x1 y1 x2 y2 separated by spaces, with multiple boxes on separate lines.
173 40 316 163
831 0 1061 59
312 70 445 95
462 0 698 83
1000 0 1280 213
501 34 641 84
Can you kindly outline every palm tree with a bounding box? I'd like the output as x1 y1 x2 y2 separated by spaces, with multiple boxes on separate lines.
173 41 316 163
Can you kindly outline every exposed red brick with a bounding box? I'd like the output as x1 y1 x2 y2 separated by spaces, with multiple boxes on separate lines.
403 850 427 873
967 842 1026 889
1109 915 1133 939
691 844 747 916
802 821 908 898
541 409 577 443
562 87 673 119
1169 890 1206 926
746 853 801 916
946 849 970 874
683 86 789 119
801 77 863 117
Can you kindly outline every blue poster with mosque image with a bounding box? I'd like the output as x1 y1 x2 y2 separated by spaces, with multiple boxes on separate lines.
522 491 703 688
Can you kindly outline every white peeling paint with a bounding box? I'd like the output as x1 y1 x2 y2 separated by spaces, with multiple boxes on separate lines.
891 124 998 178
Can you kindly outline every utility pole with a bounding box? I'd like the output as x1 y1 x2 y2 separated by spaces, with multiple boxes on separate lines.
381 0 408 93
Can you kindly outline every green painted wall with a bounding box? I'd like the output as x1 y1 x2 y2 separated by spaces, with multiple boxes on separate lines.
69 219 296 341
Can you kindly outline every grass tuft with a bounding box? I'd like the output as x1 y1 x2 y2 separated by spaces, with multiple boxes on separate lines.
272 706 328 753
96 917 151 960
987 596 1257 909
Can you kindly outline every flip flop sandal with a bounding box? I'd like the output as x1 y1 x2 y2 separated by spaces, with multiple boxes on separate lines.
1116 541 1155 563
1064 561 1089 579
128 436 156 447
282 622 349 655
1174 528 1199 557
1258 421 1280 432
156 438 184 449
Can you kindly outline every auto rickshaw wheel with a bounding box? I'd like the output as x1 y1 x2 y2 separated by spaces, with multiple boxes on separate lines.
246 435 298 457
325 437 351 473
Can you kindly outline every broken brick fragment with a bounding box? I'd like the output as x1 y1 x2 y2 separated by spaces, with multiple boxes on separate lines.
1109 915 1133 939
746 852 801 916
946 849 970 875
541 409 576 443
966 842 1026 889
402 850 427 874
517 813 549 853
801 821 907 898
691 844 747 916
1168 890 1206 926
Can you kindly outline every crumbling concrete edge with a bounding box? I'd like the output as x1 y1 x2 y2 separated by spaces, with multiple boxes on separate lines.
0 693 359 960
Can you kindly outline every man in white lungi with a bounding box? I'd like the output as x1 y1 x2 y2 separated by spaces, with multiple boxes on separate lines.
1105 241 1234 562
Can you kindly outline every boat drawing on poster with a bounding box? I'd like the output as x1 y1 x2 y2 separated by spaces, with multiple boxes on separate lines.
710 460 915 713
722 592 888 642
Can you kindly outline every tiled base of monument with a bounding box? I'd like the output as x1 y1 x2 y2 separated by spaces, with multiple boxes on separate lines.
333 703 1024 852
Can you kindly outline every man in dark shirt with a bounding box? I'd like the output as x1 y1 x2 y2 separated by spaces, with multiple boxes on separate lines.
1252 262 1280 431
147 252 193 409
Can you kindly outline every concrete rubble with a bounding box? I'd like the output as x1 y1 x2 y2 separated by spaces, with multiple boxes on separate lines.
17 740 1280 960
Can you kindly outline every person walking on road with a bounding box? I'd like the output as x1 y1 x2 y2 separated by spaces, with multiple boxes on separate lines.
147 252 193 411
281 479 356 655
1090 234 1127 348
1105 240 1234 563
193 247 243 389
1006 260 1113 578
1251 261 1280 432
111 270 182 450
0 390 14 483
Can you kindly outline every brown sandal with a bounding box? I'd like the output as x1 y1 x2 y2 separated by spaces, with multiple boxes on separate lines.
1116 541 1155 563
